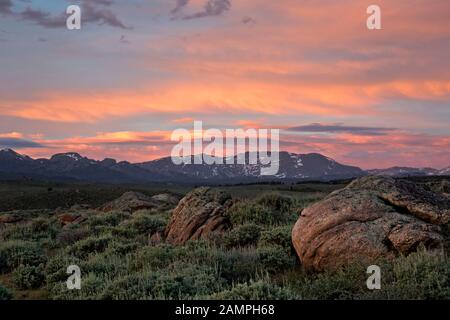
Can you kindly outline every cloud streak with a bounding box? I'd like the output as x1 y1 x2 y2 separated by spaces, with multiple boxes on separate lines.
171 0 231 20
0 137 43 148
3 0 130 29
287 123 397 136
1 0 449 168
19 7 65 28
7 128 450 169
81 1 131 29
0 0 13 14
171 0 189 14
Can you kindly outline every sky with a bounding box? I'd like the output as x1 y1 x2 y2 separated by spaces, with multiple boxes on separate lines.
0 0 449 169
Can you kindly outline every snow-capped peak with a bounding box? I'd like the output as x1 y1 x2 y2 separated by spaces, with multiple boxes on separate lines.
65 153 82 161
0 148 26 159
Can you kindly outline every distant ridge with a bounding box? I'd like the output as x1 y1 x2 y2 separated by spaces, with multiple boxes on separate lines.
0 149 448 184
367 166 450 177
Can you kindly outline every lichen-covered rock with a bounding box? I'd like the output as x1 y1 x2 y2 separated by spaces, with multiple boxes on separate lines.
150 193 180 206
165 187 232 245
57 213 85 226
100 191 178 213
292 176 450 271
0 214 22 224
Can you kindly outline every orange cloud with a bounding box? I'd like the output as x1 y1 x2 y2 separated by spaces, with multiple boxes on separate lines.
5 78 449 124
19 130 174 162
281 130 450 169
1 0 449 169
172 117 195 124
9 126 449 170
0 132 24 139
1 1 449 127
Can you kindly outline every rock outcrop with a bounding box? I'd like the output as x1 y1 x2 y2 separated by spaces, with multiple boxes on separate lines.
100 191 179 213
0 214 22 224
292 176 450 271
57 213 85 226
165 187 232 245
150 193 180 206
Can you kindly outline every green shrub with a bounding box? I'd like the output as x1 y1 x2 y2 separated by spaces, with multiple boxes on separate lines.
89 225 116 236
87 212 130 228
214 248 260 283
256 193 294 212
105 241 139 256
257 245 296 274
0 224 29 241
209 280 299 300
45 253 83 285
81 252 130 277
56 227 90 246
13 264 46 289
86 262 224 300
226 195 295 226
223 224 262 248
294 265 367 300
122 214 167 234
47 252 130 299
51 272 107 300
111 226 139 238
30 218 52 234
131 242 260 285
100 272 158 300
226 203 276 225
66 235 113 258
367 249 450 300
0 241 46 273
132 244 179 270
151 262 224 299
74 273 106 300
0 284 13 300
0 218 59 242
286 249 450 300
259 225 293 252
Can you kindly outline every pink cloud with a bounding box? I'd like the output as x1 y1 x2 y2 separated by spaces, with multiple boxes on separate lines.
7 127 449 170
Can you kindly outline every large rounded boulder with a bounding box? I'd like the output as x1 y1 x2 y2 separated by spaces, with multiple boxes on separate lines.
165 187 232 245
292 176 450 271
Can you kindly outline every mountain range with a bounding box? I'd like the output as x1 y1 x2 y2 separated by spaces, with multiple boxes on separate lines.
0 148 448 184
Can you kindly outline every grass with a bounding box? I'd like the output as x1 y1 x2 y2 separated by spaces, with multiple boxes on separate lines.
0 180 189 212
0 180 448 300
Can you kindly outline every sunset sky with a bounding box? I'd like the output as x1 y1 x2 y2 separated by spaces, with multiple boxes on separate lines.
0 0 449 169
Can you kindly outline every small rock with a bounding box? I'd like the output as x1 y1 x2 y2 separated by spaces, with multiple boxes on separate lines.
58 213 83 226
151 193 180 206
149 231 164 245
0 214 22 224
100 191 159 213
100 191 179 213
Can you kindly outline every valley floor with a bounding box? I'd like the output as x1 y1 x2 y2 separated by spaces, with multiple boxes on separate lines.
0 179 448 300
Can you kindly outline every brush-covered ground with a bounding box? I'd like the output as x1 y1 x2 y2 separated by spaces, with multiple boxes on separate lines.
0 179 448 300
